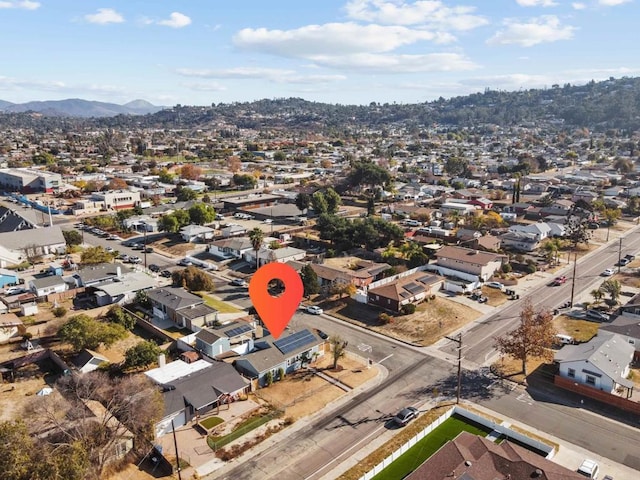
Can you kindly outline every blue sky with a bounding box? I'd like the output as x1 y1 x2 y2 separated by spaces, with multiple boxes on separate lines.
0 0 638 106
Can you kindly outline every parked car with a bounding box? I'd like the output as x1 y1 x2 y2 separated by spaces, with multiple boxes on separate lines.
552 275 567 286
618 258 630 267
128 256 142 264
4 286 26 296
131 243 143 250
602 268 615 276
393 406 419 426
119 254 130 262
148 264 161 272
587 222 600 229
230 278 249 288
306 306 323 315
144 247 154 253
160 270 172 278
625 254 636 262
485 281 504 290
105 246 114 253
178 258 193 267
586 309 610 322
315 329 329 340
577 458 600 479
263 218 273 224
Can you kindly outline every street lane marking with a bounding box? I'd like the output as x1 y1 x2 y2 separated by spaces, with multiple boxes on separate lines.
377 354 394 364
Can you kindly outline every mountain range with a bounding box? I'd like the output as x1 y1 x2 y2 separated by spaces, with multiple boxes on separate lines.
0 98 164 117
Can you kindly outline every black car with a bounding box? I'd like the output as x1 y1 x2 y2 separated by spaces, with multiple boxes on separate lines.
144 247 154 253
160 270 172 278
315 329 329 340
148 264 161 273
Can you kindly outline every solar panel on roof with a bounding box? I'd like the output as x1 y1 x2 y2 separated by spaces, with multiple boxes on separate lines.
418 275 436 284
224 324 252 337
404 283 424 294
274 329 316 355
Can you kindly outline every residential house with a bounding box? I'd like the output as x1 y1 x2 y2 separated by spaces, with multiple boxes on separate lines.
28 275 70 297
603 293 640 361
508 222 552 242
310 260 390 290
208 237 253 260
195 318 256 358
221 224 247 238
0 206 34 233
147 287 218 330
500 231 540 252
367 272 443 312
150 360 249 436
0 226 66 267
73 348 109 374
180 224 215 243
473 234 502 252
572 190 598 204
435 246 506 281
233 328 324 387
439 202 477 216
469 197 493 210
406 431 584 480
122 215 158 233
540 199 574 217
93 271 156 306
245 246 307 268
555 332 634 395
0 268 19 289
73 263 130 288
501 202 533 215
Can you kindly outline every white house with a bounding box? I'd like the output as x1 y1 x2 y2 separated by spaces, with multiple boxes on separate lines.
180 225 215 243
244 246 307 268
208 237 253 260
28 275 70 297
555 332 634 395
508 222 552 242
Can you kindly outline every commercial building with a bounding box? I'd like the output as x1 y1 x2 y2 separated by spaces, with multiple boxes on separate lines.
0 168 62 193
90 190 141 210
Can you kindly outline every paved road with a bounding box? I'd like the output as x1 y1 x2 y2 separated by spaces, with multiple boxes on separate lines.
438 229 640 366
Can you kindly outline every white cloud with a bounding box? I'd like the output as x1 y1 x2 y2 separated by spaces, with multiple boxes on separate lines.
84 8 125 25
182 82 227 92
487 15 575 47
344 0 488 30
572 2 587 9
516 0 558 6
157 12 191 28
234 22 454 59
176 67 346 84
0 1 40 9
598 0 631 6
307 52 478 73
0 76 125 97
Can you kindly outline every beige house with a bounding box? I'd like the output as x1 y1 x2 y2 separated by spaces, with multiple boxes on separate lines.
435 245 506 280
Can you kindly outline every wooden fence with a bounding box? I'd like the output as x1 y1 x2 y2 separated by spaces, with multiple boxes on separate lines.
554 375 640 415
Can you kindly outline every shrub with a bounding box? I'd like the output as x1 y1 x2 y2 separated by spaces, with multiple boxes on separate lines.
52 306 67 318
401 303 416 315
264 371 273 387
277 367 285 381
501 263 512 274
524 263 537 274
378 312 392 324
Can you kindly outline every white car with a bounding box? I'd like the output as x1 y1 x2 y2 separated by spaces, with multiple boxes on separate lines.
485 281 504 290
4 286 26 296
602 268 615 276
306 306 323 315
263 219 273 224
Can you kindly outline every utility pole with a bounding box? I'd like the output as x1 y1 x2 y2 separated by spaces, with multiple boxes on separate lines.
618 237 623 274
171 419 182 480
143 229 148 270
569 250 577 307
445 333 463 404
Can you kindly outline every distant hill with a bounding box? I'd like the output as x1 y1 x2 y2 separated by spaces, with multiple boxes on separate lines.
0 98 164 117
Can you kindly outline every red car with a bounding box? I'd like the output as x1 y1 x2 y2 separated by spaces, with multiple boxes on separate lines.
552 276 567 286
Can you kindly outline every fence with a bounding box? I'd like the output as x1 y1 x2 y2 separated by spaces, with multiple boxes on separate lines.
123 307 176 344
207 408 283 451
554 375 640 415
46 287 85 304
358 406 556 480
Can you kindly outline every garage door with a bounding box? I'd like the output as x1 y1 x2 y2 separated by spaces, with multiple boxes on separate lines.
155 410 186 437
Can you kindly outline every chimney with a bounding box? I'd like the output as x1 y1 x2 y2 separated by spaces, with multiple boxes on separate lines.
157 353 166 368
116 266 122 278
254 325 264 338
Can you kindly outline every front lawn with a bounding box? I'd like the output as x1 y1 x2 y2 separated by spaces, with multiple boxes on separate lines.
371 414 493 480
197 293 242 313
199 416 224 430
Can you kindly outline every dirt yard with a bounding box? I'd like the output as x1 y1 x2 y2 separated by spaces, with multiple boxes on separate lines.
148 234 192 257
255 355 378 421
327 297 482 346
481 286 508 307
553 315 600 342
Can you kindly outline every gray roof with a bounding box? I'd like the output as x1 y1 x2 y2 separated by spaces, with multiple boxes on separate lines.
178 303 217 320
163 361 248 415
76 263 130 285
147 287 203 311
93 272 156 297
30 275 67 289
600 313 640 343
196 329 221 344
73 348 109 370
555 332 634 385
0 225 65 250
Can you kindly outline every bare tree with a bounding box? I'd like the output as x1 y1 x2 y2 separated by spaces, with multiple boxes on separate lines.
328 335 348 370
495 299 556 377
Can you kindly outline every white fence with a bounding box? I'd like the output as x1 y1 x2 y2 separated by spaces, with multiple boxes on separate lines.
358 406 555 480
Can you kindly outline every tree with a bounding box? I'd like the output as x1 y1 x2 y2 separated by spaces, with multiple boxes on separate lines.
600 279 622 305
590 288 604 305
324 187 342 214
564 212 591 248
176 186 198 202
158 214 180 233
331 282 357 299
58 314 127 351
249 227 264 270
0 420 33 480
124 341 161 370
172 266 214 291
62 229 82 246
311 191 329 215
179 163 202 180
495 300 556 377
295 192 311 214
80 246 114 265
188 202 216 225
444 156 469 176
300 264 320 297
158 168 174 183
105 305 136 330
107 177 128 190
329 335 348 370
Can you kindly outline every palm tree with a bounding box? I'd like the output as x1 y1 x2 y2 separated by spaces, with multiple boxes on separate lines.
601 279 622 306
543 238 563 266
590 288 603 305
249 227 264 270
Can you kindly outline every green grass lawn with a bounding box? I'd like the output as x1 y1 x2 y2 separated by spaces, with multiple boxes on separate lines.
372 415 493 480
199 416 224 430
198 293 242 313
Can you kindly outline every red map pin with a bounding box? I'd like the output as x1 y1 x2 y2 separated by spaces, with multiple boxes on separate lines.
249 263 303 339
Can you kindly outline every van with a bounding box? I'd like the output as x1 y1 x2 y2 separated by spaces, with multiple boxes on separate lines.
403 219 421 227
577 458 599 478
555 334 574 345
